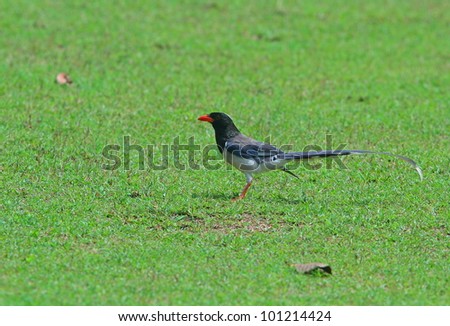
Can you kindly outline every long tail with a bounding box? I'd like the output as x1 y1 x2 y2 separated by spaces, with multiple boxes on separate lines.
278 150 423 180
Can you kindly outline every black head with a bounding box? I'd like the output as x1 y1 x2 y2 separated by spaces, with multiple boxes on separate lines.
198 112 241 150
198 112 240 132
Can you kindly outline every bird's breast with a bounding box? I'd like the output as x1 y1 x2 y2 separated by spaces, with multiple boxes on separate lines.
222 150 281 174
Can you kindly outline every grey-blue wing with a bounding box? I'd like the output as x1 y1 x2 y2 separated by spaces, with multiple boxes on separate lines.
224 134 283 163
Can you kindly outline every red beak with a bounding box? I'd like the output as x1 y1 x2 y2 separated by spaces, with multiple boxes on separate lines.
198 115 214 123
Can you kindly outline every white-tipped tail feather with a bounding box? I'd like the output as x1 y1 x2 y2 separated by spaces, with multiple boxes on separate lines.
278 150 423 181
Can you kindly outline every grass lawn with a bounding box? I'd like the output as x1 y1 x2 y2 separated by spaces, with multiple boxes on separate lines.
1 0 449 305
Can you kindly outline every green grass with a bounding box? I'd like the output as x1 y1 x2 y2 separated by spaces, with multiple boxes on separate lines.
1 0 449 305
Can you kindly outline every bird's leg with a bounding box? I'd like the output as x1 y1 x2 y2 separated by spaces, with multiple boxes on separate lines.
232 174 253 201
232 181 252 201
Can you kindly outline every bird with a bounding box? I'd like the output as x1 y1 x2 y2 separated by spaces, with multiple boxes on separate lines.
198 112 423 200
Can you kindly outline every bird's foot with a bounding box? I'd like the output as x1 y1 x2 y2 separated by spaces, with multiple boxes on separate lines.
231 195 244 202
231 181 252 201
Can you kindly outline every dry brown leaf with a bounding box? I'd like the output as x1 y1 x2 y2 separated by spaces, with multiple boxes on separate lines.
56 73 72 85
292 262 332 275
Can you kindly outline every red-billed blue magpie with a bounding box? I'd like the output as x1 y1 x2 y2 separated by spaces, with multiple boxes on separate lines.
198 112 423 200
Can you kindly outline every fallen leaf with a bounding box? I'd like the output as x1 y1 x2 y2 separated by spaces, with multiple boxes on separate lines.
56 73 72 85
129 191 140 198
292 262 332 275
